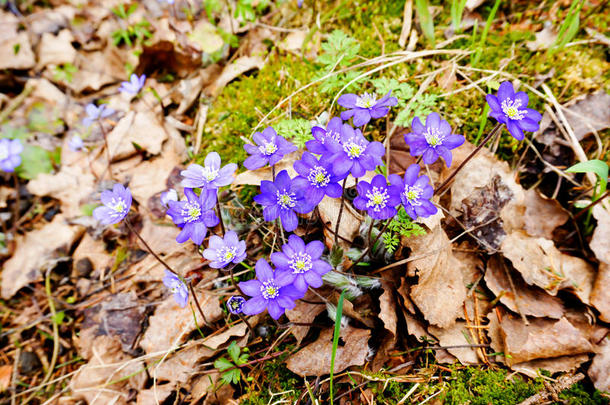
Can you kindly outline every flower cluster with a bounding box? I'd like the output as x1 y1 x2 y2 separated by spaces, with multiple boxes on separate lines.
89 81 541 321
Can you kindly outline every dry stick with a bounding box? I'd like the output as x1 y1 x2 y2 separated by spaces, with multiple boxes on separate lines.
125 219 208 324
516 373 585 405
216 199 226 236
573 190 610 220
346 220 391 272
98 120 114 181
334 178 348 245
434 122 504 196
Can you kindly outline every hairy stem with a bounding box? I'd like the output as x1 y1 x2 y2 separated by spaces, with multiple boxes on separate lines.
346 219 391 272
334 177 348 245
216 198 226 236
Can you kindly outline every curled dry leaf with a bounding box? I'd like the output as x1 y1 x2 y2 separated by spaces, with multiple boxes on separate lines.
0 24 35 69
498 315 593 366
1 215 83 299
526 24 558 51
140 290 222 354
136 385 174 405
484 255 565 319
128 143 182 206
0 365 11 393
201 322 248 350
405 225 467 328
151 342 214 384
429 322 480 364
285 290 325 344
523 188 569 239
206 54 265 98
70 335 146 405
78 292 146 357
591 263 610 323
501 231 596 304
379 282 398 340
512 354 590 379
286 325 371 377
319 195 362 249
591 205 610 264
71 232 109 277
588 338 610 392
107 111 168 161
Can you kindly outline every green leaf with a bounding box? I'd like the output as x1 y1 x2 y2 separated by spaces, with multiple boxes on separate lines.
371 78 415 106
52 311 65 325
1 125 29 140
414 0 435 47
227 342 240 364
214 357 234 371
330 245 344 268
329 290 346 403
273 118 311 148
317 30 360 68
16 145 54 180
566 159 608 195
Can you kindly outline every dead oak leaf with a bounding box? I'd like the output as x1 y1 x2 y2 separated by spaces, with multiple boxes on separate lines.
501 231 595 304
523 188 569 239
286 325 370 377
591 263 610 323
591 205 610 264
588 338 610 392
429 322 480 364
107 111 168 161
1 215 83 299
285 290 325 344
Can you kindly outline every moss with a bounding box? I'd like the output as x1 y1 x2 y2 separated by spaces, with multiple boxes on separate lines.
240 352 300 404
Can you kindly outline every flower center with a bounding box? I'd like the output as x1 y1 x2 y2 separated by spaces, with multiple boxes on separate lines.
307 166 330 188
424 128 445 147
259 141 278 156
182 202 201 223
501 99 525 120
289 252 312 274
403 184 423 206
355 93 377 109
217 246 237 263
276 190 296 209
201 166 219 182
110 198 127 214
365 187 389 212
261 281 280 299
343 139 365 159
229 297 244 312
322 130 340 144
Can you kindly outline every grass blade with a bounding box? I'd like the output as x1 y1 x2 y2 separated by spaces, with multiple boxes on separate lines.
472 0 501 66
451 0 468 32
415 0 435 47
329 290 346 403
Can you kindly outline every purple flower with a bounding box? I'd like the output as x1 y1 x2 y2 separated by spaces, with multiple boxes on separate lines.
163 270 189 308
160 189 178 207
271 235 332 292
306 116 342 155
292 151 343 206
405 113 465 167
338 91 398 127
298 0 304 7
323 124 385 178
82 103 114 128
202 230 247 269
93 183 132 225
0 138 23 172
389 164 437 220
243 126 297 170
119 73 146 95
253 170 312 232
353 174 401 220
181 152 237 190
68 135 84 152
166 188 219 245
227 296 246 314
238 259 304 320
486 81 542 141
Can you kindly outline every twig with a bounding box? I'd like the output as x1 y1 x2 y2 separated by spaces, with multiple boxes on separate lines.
345 220 391 272
216 199 226 236
516 373 585 405
334 178 348 245
398 0 413 48
573 190 610 220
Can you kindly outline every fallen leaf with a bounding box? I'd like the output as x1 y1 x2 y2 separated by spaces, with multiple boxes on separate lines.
285 290 325 344
429 322 480 364
25 6 74 35
388 129 418 175
206 54 265 97
201 322 248 350
498 315 593 366
526 24 558 51
278 30 307 53
70 335 146 405
128 144 182 206
286 325 371 377
1 215 83 299
484 255 565 319
591 263 610 323
523 188 569 239
140 291 222 354
188 21 225 54
379 282 398 339
588 338 610 392
501 231 596 303
0 365 11 393
107 111 168 161
512 354 590 379
37 29 77 68
138 40 202 78
405 225 467 328
152 342 214 384
0 32 35 70
465 0 485 11
591 205 610 264
203 382 235 405
71 233 109 277
136 384 174 405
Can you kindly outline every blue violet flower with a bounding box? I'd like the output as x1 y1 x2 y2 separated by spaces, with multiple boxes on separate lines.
338 91 398 127
93 183 132 225
486 81 542 141
243 126 297 170
0 138 23 172
353 174 401 220
292 151 343 206
166 188 219 245
181 152 237 190
389 164 437 220
404 112 465 167
162 270 189 308
202 230 247 269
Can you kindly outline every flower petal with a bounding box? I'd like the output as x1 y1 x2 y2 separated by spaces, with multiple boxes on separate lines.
255 259 274 282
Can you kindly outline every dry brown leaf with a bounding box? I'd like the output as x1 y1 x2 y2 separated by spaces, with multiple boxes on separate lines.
1 215 83 299
203 382 235 405
37 29 77 68
140 291 222 354
201 322 248 350
588 338 610 392
379 282 398 339
405 225 467 328
499 315 593 366
206 54 265 97
71 335 146 405
286 325 371 377
191 373 220 404
78 292 146 358
136 385 174 405
285 290 325 344
523 188 569 239
526 25 558 51
128 144 182 206
72 233 109 276
591 263 610 323
429 322 480 364
484 255 564 319
152 343 214 384
512 354 590 379
0 32 35 70
278 30 307 53
0 365 11 393
107 111 168 161
502 231 596 303
591 205 610 264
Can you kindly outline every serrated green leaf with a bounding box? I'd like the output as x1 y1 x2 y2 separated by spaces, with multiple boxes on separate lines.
371 78 414 106
273 118 311 148
317 30 360 68
214 357 234 371
227 341 240 363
